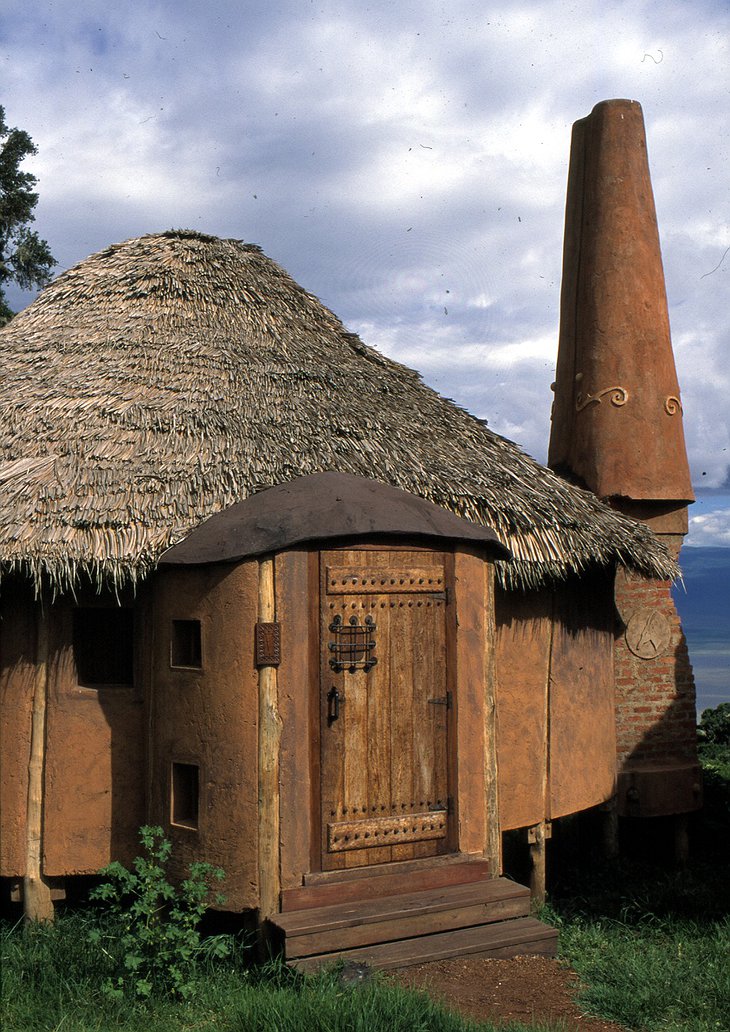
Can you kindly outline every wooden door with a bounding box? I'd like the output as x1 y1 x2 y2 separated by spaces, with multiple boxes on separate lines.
320 548 450 870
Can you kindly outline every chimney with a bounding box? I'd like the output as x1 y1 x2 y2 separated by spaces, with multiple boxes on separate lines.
548 99 693 544
550 102 701 836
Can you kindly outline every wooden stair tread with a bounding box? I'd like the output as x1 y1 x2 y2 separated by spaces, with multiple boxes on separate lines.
281 859 491 912
291 916 558 971
274 876 528 937
280 895 529 958
303 852 476 886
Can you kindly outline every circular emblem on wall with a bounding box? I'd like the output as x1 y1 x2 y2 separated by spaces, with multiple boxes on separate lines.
625 609 672 660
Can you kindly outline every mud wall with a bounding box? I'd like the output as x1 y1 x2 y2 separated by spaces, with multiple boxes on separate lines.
495 573 616 831
149 562 259 911
0 582 36 877
1 582 146 878
549 576 615 819
43 590 146 875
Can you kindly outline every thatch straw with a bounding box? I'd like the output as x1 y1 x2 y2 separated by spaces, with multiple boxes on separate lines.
0 231 678 594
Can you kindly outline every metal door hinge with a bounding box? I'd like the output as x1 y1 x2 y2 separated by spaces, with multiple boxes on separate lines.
428 796 453 815
429 587 450 603
428 691 452 709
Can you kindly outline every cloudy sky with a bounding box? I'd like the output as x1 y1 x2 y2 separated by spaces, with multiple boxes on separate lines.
3 0 729 545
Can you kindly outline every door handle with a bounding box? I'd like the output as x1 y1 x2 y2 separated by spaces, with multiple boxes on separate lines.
327 686 341 725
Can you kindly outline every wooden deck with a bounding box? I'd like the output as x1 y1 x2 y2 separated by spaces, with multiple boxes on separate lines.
270 859 557 971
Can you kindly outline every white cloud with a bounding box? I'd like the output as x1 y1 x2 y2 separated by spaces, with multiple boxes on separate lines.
2 0 728 495
687 509 730 548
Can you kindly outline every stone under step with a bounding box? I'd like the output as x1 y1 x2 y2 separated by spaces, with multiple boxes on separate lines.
271 874 557 970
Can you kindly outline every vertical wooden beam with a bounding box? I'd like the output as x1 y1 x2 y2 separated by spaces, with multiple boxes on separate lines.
24 608 54 923
452 551 487 858
528 820 551 906
483 562 501 874
674 814 689 867
276 550 312 891
530 594 555 904
601 798 620 860
257 556 281 935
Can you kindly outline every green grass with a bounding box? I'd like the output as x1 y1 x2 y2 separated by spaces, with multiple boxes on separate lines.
548 871 730 1032
545 740 730 1032
0 912 549 1032
4 737 729 1032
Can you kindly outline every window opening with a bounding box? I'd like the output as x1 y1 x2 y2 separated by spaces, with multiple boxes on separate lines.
171 763 199 829
328 614 377 672
171 619 202 669
73 607 134 687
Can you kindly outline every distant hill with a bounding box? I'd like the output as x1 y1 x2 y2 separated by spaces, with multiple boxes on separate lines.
673 546 730 714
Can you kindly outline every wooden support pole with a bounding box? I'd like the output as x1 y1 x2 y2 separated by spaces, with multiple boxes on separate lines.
601 797 620 860
530 596 555 906
674 813 689 867
483 563 502 874
528 821 551 906
24 608 54 923
257 556 282 949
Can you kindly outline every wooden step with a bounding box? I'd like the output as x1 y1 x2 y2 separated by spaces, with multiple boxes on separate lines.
303 852 477 886
291 916 558 971
281 858 491 912
274 877 529 958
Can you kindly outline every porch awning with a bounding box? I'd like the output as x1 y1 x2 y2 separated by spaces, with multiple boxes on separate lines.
159 472 509 566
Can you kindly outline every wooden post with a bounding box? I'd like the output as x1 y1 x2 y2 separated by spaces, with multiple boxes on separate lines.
257 556 281 950
483 563 502 873
528 821 551 906
674 814 689 866
529 598 555 905
24 608 54 923
601 797 620 860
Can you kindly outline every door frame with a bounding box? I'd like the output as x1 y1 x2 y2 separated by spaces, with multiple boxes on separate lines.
275 539 500 892
316 544 456 872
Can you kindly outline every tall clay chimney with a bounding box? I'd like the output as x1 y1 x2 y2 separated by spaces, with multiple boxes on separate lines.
548 98 693 536
550 101 701 844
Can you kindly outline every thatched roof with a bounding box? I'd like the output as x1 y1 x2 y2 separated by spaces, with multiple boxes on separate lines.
0 230 677 593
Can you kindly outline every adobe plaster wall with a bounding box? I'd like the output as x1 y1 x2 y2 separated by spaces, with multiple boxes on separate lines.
0 582 35 877
149 562 260 911
43 593 146 875
0 584 146 879
495 575 616 832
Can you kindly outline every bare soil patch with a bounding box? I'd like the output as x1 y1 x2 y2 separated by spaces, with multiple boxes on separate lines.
390 954 626 1031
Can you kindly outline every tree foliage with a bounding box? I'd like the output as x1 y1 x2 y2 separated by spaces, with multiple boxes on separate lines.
698 702 730 746
0 105 56 324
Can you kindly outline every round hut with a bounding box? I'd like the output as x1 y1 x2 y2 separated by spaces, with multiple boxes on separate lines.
1 231 683 960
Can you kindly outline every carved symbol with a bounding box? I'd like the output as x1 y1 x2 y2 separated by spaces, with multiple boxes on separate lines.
664 395 683 415
255 622 281 666
575 385 629 412
625 609 671 660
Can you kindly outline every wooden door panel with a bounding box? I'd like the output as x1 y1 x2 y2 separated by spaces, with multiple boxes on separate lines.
320 549 449 871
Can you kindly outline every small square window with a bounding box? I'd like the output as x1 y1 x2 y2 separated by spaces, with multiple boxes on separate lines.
171 762 199 829
171 620 202 668
73 608 134 687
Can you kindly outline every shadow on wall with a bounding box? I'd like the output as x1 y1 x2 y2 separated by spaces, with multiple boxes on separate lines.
614 576 701 821
41 589 147 877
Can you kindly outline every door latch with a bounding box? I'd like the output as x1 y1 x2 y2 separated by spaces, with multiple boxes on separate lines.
327 686 341 725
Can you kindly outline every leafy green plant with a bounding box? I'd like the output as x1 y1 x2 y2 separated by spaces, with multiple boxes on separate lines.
698 702 730 746
89 825 230 1001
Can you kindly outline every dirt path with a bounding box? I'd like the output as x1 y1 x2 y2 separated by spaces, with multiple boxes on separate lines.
389 955 626 1031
